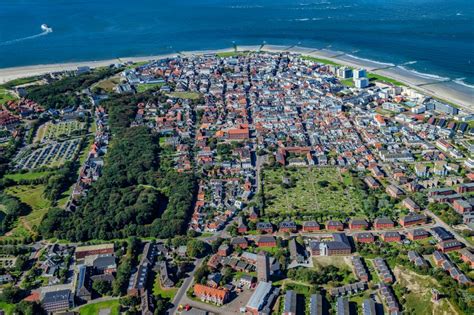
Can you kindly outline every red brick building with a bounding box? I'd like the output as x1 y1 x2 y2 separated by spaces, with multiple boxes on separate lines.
381 231 401 242
326 220 344 231
399 213 426 227
302 221 320 232
349 219 369 230
354 233 375 243
374 217 395 229
256 235 277 247
407 229 429 241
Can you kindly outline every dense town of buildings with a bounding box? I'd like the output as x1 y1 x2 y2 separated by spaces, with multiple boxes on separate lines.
1 51 474 314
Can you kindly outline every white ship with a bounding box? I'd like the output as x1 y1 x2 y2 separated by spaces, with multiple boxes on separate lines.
41 24 52 32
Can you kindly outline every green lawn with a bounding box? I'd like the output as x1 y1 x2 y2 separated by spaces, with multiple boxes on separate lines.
136 82 164 93
302 56 342 66
4 184 51 235
38 120 86 142
367 73 405 87
78 299 120 315
341 78 354 87
4 170 51 182
263 167 365 218
167 91 202 100
0 301 15 315
153 273 178 300
216 51 245 58
0 87 17 104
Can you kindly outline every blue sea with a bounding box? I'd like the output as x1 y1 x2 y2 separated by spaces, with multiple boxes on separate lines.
0 0 473 86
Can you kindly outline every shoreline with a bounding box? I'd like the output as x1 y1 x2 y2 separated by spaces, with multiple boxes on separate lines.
0 45 472 112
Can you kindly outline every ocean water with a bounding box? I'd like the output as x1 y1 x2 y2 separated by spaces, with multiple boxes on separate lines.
0 0 473 86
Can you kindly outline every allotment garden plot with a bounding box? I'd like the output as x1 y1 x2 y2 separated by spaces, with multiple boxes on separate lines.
263 167 365 216
36 120 86 142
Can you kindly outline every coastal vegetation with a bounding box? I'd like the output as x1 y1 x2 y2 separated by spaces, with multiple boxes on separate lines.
25 67 120 109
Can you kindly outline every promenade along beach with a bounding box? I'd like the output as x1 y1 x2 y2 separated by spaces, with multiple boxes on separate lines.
0 45 472 112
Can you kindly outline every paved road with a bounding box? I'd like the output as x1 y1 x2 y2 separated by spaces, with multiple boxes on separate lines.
167 258 203 315
425 209 469 247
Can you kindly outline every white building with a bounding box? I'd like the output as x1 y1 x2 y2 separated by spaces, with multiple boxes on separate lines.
354 68 367 79
354 77 369 89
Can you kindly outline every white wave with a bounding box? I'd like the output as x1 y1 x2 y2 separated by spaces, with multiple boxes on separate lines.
345 54 395 67
296 18 310 21
228 5 263 9
0 28 52 46
456 12 462 16
398 66 450 81
402 60 417 65
453 78 474 89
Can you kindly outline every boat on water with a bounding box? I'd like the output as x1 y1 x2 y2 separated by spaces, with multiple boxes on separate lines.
41 24 52 32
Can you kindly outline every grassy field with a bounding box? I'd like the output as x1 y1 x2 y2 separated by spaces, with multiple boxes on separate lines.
312 256 351 272
93 75 121 93
263 167 365 217
393 266 458 315
4 170 51 182
0 301 15 315
167 91 202 100
341 78 354 87
153 273 178 300
216 51 244 58
367 73 405 87
302 56 342 66
4 184 51 235
136 82 164 93
78 299 120 315
0 87 17 105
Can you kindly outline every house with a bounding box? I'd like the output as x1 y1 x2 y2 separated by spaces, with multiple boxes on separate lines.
74 265 91 302
457 182 474 194
407 250 428 268
309 293 323 315
326 220 344 231
231 237 249 249
381 231 401 242
159 261 175 288
279 221 297 233
239 275 255 288
386 184 404 198
437 240 463 253
246 281 280 315
399 213 426 227
431 226 454 242
453 199 472 214
283 290 297 315
373 257 394 283
217 244 231 257
302 221 320 232
354 232 375 243
459 249 474 268
374 217 395 229
256 222 274 234
310 233 352 256
433 250 446 266
193 284 229 305
75 243 114 260
256 235 277 247
403 197 420 212
237 217 248 234
407 228 430 240
349 219 369 230
41 289 74 314
351 256 369 282
364 176 380 189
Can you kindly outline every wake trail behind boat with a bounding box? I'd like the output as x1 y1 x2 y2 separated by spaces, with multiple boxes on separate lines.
0 27 52 46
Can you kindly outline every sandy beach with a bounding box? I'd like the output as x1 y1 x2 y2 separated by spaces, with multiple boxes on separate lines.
0 45 472 112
